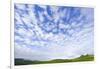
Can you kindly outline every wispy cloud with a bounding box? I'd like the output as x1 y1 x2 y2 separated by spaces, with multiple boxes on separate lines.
14 4 94 61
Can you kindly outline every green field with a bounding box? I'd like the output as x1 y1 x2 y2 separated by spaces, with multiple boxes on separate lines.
15 55 94 65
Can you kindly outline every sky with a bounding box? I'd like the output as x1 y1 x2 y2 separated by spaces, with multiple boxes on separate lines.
14 4 94 61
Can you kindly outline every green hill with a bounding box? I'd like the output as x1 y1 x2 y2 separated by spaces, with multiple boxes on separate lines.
15 55 94 65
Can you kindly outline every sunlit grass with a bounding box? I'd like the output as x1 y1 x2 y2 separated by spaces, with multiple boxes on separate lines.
15 55 94 65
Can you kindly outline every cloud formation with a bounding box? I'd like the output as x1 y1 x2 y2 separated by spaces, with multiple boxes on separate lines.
14 4 94 61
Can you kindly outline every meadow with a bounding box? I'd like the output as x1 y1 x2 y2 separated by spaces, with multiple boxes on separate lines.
15 55 94 65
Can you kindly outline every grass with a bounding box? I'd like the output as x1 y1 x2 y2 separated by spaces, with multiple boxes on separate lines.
15 55 94 65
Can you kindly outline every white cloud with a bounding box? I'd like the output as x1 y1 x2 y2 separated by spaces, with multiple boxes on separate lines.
15 4 26 10
14 4 94 61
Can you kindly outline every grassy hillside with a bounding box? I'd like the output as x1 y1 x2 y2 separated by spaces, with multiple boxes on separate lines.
15 55 94 65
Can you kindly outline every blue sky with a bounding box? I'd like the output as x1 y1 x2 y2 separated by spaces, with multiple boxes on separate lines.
14 4 94 61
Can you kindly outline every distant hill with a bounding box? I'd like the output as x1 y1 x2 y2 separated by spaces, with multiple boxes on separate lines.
15 55 94 65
